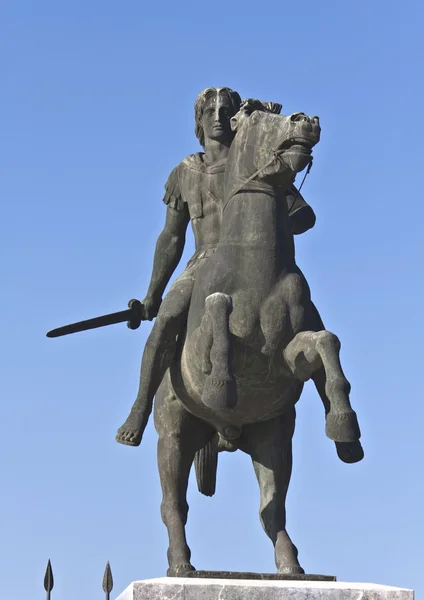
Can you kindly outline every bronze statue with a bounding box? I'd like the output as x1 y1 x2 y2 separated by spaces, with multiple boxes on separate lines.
116 88 318 448
47 87 364 577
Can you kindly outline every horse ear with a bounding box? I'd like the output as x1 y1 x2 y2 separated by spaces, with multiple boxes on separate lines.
231 108 251 132
240 98 265 114
262 102 282 114
230 115 239 132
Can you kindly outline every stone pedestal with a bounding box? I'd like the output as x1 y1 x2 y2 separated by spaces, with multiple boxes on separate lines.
115 577 414 600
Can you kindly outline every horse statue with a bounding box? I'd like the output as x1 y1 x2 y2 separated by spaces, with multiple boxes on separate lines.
154 100 364 576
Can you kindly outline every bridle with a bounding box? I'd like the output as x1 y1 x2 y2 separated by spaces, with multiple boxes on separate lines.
222 148 313 215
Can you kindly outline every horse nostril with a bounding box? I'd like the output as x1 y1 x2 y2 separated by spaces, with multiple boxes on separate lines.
291 113 310 123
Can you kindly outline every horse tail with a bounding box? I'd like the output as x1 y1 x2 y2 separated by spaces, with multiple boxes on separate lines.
194 435 219 497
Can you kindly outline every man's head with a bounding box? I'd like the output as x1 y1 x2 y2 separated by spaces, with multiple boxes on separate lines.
194 87 242 148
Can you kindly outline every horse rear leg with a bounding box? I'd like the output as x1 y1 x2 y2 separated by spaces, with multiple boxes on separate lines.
284 330 364 463
155 376 215 576
199 292 237 410
240 412 304 574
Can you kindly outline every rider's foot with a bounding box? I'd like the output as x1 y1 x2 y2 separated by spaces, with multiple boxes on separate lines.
335 440 364 463
115 413 146 447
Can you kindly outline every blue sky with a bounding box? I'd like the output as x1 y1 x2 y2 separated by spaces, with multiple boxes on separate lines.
1 1 423 598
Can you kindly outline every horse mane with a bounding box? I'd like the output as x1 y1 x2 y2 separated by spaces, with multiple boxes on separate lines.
262 101 282 114
240 98 282 115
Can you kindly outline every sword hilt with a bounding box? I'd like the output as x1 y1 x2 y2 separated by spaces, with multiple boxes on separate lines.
126 299 144 330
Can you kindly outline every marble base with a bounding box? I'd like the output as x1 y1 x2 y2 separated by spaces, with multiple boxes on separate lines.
115 577 414 600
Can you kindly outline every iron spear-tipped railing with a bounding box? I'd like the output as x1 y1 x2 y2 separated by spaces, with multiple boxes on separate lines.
44 560 53 600
103 561 114 600
44 560 113 598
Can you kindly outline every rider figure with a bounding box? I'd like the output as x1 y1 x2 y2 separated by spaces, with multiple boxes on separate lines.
116 87 317 446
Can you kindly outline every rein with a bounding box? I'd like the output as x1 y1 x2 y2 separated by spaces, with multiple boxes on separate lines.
222 149 313 215
287 160 313 214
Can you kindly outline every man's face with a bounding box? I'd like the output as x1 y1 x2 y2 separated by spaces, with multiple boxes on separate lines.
202 94 235 145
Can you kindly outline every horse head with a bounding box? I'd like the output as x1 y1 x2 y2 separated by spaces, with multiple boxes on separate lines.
226 100 321 200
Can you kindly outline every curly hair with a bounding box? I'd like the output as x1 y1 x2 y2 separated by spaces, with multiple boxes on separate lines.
194 87 242 148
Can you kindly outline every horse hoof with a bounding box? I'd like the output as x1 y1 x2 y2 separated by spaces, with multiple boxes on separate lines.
278 565 305 575
167 563 196 577
336 440 364 463
202 376 237 411
325 410 361 442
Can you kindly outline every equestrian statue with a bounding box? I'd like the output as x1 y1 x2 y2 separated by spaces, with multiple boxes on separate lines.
47 87 364 576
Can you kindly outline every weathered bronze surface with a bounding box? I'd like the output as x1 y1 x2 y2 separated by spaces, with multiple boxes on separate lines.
49 88 364 577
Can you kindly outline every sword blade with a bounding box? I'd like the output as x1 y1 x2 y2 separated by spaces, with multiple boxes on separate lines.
46 308 133 338
46 299 144 338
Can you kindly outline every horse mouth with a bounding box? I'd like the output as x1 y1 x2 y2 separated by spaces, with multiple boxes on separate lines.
284 138 314 153
276 135 317 173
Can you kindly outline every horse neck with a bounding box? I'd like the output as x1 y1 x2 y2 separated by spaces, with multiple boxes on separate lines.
219 125 297 272
219 183 296 271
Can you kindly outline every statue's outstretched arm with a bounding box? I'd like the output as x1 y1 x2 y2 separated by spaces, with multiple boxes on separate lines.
143 205 190 319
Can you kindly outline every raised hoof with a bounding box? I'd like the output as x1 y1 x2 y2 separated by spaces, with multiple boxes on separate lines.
335 440 364 463
278 565 305 575
202 376 237 411
325 410 361 442
167 563 196 577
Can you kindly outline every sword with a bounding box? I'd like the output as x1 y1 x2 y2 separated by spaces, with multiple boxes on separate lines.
46 299 144 338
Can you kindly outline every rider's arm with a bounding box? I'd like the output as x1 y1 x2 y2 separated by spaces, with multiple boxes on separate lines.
144 204 190 311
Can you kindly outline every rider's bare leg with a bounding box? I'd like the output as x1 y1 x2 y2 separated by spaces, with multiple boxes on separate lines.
116 278 194 447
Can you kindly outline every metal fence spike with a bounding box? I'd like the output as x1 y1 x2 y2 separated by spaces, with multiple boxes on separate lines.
44 560 54 599
103 561 113 599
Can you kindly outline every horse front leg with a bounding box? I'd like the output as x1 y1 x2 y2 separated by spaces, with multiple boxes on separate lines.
240 412 304 575
190 292 237 410
284 330 364 463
